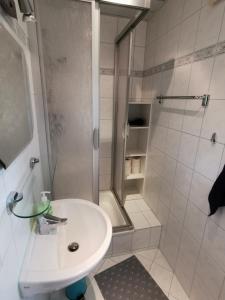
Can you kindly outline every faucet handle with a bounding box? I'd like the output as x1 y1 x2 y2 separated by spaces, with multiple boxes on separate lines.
42 213 67 224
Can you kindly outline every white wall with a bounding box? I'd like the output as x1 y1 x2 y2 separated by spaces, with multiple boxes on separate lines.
144 0 225 299
0 3 46 299
99 15 147 190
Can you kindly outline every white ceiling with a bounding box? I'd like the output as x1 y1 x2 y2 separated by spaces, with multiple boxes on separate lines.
100 0 166 19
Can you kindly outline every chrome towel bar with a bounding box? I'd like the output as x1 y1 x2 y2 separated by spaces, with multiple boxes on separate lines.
156 94 210 107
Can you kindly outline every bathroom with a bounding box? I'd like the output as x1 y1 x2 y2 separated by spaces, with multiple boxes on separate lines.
1 0 225 299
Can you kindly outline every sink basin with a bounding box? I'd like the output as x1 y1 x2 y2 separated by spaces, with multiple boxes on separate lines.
20 199 112 297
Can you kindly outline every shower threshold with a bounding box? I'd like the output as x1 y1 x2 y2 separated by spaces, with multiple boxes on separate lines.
99 190 133 233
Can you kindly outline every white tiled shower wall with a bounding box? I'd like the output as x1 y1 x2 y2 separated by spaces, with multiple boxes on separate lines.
99 15 146 190
0 3 47 300
143 0 225 299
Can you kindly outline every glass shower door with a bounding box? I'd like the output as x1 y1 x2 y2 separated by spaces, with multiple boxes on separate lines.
36 0 99 202
113 32 132 205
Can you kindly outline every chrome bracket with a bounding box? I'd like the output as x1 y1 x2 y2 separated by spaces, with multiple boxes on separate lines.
6 191 23 215
30 157 40 169
211 132 217 144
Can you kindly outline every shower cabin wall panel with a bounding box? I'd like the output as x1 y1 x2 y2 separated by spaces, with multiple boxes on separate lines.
113 32 132 204
36 0 99 202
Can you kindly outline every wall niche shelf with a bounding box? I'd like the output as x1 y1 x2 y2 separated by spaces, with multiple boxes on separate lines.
124 102 151 201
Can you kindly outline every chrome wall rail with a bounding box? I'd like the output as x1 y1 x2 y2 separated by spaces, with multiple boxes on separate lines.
156 94 210 107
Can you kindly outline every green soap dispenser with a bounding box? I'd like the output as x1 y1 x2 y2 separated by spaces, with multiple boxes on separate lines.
40 191 53 214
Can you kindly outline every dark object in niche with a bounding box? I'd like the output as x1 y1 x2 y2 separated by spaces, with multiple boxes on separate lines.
128 118 145 126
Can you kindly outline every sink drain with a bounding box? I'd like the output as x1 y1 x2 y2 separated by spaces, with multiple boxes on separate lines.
68 242 79 252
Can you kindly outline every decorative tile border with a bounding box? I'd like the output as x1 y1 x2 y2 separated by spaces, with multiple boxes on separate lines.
100 39 225 79
100 68 115 75
143 39 225 77
100 68 144 77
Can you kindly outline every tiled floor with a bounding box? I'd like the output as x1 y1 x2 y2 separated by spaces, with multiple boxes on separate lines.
125 198 161 229
50 249 189 300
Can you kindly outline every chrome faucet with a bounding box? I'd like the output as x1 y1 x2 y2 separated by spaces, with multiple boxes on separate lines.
37 213 67 235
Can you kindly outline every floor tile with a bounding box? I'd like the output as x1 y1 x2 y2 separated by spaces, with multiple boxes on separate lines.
155 251 173 272
150 262 173 295
169 276 189 300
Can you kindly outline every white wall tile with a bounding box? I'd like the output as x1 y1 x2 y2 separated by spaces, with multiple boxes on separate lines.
171 188 188 223
162 213 183 269
100 157 111 175
144 0 225 297
201 100 225 144
0 240 22 300
112 233 132 255
195 1 225 50
178 133 199 168
178 12 200 57
203 219 225 272
100 43 114 69
165 129 181 159
144 169 161 213
132 228 150 250
100 75 114 98
188 57 214 95
175 229 201 295
168 99 186 131
148 146 165 176
134 21 147 47
161 69 174 96
182 100 205 136
190 250 225 300
100 15 117 43
133 46 145 71
174 163 193 198
161 155 177 185
131 77 143 99
173 64 192 95
189 172 212 215
210 53 225 99
184 201 207 241
182 0 202 20
151 125 168 152
117 17 129 34
219 7 225 41
159 179 173 208
150 227 161 248
0 173 7 217
100 98 113 120
99 175 111 191
195 138 224 180
164 26 180 62
157 200 170 226
167 0 185 31
100 120 112 141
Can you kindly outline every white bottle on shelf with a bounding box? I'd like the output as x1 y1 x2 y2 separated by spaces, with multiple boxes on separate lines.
125 158 132 177
132 157 141 174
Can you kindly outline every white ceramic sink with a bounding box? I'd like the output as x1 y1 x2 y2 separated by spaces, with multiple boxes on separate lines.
20 199 112 297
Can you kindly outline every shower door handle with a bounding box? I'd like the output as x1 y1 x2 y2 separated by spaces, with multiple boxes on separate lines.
93 128 99 150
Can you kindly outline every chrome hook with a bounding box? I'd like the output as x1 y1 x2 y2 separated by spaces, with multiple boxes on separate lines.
211 132 217 144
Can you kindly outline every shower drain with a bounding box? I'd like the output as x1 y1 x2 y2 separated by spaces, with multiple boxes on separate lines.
68 242 79 252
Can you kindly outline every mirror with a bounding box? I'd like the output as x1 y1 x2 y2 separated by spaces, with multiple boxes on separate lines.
0 23 33 169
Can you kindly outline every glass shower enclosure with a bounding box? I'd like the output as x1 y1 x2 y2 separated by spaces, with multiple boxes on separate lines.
35 0 100 203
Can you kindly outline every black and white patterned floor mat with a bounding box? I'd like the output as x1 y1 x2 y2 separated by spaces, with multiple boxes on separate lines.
95 255 169 300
